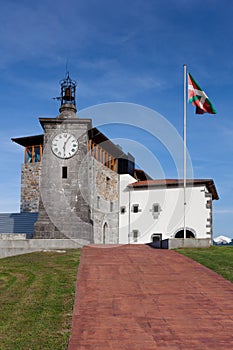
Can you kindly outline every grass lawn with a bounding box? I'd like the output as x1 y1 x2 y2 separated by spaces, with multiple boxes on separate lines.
0 249 81 350
176 245 233 282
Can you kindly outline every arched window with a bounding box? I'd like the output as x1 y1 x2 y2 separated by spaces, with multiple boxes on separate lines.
175 229 195 238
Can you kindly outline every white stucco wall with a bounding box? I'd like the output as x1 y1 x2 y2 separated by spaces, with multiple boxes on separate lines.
119 174 137 244
119 175 212 244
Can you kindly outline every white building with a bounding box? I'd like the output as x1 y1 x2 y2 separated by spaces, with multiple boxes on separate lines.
119 175 218 244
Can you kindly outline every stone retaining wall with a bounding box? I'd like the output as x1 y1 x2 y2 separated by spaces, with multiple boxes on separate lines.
0 239 85 259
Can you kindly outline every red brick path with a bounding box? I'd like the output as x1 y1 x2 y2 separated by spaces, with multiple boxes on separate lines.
68 245 233 349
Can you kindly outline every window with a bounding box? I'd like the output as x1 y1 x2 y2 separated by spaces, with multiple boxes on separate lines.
132 204 139 213
25 145 43 164
34 146 41 162
89 140 117 172
62 167 67 179
25 147 33 163
175 229 195 239
106 176 110 188
153 204 159 213
97 196 100 209
110 202 113 212
120 206 126 214
133 230 139 242
151 203 161 219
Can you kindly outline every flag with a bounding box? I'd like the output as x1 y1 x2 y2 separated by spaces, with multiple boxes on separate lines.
188 73 216 114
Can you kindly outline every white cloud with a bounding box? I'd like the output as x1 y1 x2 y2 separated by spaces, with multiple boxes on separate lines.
215 208 233 214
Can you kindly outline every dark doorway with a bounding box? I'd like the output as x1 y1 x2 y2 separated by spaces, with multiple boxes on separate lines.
103 222 108 244
150 233 162 248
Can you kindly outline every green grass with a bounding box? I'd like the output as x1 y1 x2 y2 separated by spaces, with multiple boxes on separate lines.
0 249 81 350
176 245 233 282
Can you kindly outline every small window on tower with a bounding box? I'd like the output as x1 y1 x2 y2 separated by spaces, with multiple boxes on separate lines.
34 146 41 162
24 144 43 164
97 196 100 209
106 176 110 188
110 202 113 212
62 167 67 179
26 147 33 163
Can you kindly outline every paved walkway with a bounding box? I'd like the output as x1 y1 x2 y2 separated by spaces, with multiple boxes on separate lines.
68 245 233 350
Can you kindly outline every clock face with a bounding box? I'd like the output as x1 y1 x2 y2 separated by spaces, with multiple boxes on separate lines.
51 133 78 159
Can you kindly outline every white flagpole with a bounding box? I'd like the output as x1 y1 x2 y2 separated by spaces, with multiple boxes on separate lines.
183 64 187 239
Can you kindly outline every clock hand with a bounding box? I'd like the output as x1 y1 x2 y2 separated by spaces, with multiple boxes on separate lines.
63 141 66 156
63 135 72 156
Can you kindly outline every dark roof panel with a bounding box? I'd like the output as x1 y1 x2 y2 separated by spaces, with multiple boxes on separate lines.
12 135 44 147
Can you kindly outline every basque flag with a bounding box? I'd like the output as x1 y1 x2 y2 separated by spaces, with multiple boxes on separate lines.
188 73 216 114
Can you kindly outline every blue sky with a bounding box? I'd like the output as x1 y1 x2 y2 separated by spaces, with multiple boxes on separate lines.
1 0 233 238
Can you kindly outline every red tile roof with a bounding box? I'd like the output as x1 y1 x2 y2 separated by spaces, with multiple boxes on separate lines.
128 179 219 200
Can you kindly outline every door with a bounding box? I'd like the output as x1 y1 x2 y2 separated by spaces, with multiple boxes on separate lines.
151 233 162 248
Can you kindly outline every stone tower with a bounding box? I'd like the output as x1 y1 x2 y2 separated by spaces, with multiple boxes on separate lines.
34 74 93 242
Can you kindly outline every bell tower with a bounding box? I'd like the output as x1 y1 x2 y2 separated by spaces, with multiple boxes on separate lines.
58 73 77 117
34 74 93 242
60 73 76 108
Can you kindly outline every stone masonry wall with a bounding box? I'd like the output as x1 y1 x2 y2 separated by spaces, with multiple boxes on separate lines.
90 157 119 244
20 162 41 213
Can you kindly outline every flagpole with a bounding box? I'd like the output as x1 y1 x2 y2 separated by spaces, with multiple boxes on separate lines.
183 64 187 239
